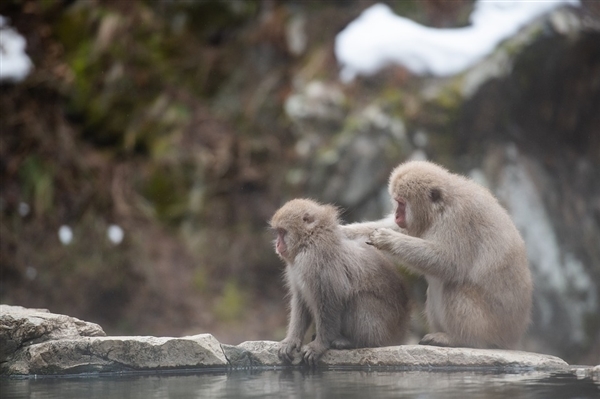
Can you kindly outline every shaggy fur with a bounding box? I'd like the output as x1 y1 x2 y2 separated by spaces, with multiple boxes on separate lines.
344 160 532 349
271 199 410 365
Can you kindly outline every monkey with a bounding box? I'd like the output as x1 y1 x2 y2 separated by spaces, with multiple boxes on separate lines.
270 198 410 366
343 160 532 349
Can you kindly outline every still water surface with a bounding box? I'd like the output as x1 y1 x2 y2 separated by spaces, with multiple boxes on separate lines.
2 368 599 399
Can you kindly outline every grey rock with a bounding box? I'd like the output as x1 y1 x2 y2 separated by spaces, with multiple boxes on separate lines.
1 307 573 376
491 150 599 357
223 340 294 367
569 365 600 380
4 334 227 375
321 345 570 370
226 340 568 370
0 305 105 363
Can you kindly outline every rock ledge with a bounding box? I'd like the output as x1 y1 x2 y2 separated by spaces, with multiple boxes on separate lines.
0 305 584 376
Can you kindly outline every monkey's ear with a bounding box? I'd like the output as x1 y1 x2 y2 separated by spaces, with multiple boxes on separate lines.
430 187 442 202
302 212 315 224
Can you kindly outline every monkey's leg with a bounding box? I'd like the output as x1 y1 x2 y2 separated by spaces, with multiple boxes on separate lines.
421 293 458 348
313 333 352 349
279 293 312 363
440 284 497 349
301 301 346 366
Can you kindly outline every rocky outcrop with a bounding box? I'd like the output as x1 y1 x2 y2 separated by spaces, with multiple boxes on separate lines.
223 340 570 370
0 304 105 363
5 334 228 375
1 305 581 376
0 305 227 375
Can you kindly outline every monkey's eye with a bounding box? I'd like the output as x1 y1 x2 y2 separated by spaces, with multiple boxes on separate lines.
430 188 442 202
275 228 286 237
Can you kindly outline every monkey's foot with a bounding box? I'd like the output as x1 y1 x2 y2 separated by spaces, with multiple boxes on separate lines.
330 336 353 350
278 338 302 363
419 332 453 347
301 342 327 367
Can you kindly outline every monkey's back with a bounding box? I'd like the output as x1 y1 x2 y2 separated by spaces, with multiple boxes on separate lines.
339 237 411 347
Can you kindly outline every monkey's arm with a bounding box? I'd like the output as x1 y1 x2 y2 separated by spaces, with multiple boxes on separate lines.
341 215 402 240
279 291 312 363
369 228 458 281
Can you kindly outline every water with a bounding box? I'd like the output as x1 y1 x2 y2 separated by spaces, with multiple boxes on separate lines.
2 369 598 399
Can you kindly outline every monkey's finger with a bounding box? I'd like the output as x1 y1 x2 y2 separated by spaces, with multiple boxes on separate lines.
278 347 293 363
302 349 311 363
303 350 319 367
303 352 312 366
277 350 287 362
284 349 295 362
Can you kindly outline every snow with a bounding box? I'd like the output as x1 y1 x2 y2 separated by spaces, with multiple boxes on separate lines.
0 15 33 82
58 225 73 245
107 224 124 245
335 0 579 82
18 202 30 217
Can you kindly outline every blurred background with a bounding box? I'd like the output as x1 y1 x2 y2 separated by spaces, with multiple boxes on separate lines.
1 0 598 365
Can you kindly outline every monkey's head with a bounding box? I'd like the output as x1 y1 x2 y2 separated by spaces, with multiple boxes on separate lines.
269 199 339 263
388 160 449 236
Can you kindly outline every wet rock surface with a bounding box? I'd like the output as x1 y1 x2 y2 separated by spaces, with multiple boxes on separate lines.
4 334 228 375
1 306 583 376
225 340 569 370
0 305 105 364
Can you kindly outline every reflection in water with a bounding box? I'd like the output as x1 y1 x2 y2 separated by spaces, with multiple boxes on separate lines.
1 369 599 399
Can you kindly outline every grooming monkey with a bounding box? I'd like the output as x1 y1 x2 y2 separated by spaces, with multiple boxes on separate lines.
344 160 532 349
271 199 410 366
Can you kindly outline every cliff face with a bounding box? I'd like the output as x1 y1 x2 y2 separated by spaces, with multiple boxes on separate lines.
1 1 598 364
457 27 600 362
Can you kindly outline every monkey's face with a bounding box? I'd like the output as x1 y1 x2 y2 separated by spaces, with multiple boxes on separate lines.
389 161 446 236
274 228 289 259
270 199 340 263
270 212 318 263
270 224 298 263
394 198 408 228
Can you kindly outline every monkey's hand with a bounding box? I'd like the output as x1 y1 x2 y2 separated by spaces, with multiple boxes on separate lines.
367 228 396 250
301 341 328 367
278 338 302 363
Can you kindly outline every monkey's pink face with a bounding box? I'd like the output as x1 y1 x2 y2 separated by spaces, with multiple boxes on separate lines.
275 228 288 258
395 198 407 228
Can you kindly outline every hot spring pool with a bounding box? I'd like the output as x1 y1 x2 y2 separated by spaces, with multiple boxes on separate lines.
2 368 599 399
